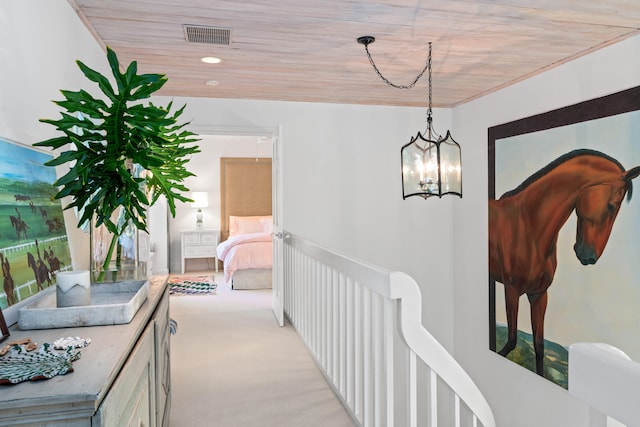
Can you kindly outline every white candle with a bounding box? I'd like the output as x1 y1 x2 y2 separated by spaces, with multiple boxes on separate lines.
56 270 91 307
56 270 90 293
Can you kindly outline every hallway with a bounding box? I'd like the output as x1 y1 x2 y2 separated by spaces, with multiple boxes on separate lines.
168 273 355 427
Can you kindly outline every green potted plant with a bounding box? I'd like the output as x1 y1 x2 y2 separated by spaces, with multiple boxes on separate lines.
35 47 200 281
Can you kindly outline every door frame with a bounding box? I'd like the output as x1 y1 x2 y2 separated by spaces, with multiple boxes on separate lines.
271 125 285 326
188 124 284 325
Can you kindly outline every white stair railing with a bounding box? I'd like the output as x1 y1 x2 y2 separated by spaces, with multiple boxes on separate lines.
283 234 495 427
569 343 640 427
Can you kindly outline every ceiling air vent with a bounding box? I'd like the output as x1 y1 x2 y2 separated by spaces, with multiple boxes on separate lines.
183 24 232 46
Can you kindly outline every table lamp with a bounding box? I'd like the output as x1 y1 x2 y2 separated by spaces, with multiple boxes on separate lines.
191 192 209 229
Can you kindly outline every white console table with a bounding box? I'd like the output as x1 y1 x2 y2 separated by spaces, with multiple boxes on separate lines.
181 229 219 274
0 276 171 427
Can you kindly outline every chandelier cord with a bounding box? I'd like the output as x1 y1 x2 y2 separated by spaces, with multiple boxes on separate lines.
426 42 434 139
362 41 431 90
360 39 435 137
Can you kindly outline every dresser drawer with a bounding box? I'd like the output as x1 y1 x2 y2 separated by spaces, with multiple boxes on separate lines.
93 324 154 427
184 245 216 257
183 233 200 244
200 233 218 245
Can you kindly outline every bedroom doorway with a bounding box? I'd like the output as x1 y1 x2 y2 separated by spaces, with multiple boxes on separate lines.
191 125 284 326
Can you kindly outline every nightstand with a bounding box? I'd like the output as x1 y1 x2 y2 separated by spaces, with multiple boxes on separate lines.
181 229 219 274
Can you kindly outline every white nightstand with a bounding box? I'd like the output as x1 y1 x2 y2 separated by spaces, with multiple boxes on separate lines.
181 229 219 274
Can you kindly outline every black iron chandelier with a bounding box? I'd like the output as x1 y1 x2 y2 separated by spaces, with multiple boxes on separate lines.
357 36 462 199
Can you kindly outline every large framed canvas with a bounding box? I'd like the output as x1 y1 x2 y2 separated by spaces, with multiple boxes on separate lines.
0 138 72 325
488 86 640 388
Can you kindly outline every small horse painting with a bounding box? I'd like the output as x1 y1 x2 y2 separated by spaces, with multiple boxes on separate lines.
0 138 72 311
27 252 51 291
0 254 15 306
489 149 640 376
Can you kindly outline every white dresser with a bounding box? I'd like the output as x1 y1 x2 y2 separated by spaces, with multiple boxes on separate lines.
0 276 171 427
181 229 219 274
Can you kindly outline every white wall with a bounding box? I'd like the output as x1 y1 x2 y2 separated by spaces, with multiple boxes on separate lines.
147 195 169 275
1 0 112 271
453 34 640 427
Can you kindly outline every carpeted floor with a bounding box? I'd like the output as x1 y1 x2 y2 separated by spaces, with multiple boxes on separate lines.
168 272 355 427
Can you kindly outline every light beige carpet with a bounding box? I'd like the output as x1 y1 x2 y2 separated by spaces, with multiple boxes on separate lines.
168 274 356 427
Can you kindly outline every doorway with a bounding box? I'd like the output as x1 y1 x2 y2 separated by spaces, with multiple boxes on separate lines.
177 125 283 324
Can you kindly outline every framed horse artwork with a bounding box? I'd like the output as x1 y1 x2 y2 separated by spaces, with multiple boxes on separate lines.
488 86 640 388
0 138 72 326
0 306 8 342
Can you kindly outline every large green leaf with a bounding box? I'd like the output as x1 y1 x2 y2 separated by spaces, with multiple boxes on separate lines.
35 45 201 271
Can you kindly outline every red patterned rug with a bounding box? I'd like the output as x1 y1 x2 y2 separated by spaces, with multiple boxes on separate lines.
168 275 217 296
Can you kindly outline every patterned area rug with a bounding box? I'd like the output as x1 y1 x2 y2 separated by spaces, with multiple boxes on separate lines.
168 275 217 296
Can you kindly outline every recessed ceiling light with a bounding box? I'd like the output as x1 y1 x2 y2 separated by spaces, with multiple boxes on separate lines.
201 56 221 64
206 80 219 87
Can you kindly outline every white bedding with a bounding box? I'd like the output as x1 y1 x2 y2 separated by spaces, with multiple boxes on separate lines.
216 232 272 282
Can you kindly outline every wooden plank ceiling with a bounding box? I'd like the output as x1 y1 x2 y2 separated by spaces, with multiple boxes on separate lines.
68 0 640 107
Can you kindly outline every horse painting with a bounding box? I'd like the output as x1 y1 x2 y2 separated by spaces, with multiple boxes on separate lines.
9 215 28 240
44 247 63 274
27 252 51 291
0 253 15 306
489 149 640 376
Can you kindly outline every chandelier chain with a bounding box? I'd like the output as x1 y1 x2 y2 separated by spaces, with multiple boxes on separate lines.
427 42 432 117
356 35 463 200
362 42 431 90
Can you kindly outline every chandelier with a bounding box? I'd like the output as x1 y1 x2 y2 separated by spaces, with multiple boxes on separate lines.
357 36 462 199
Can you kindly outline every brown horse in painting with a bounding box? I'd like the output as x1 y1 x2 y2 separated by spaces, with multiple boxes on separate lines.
489 149 640 376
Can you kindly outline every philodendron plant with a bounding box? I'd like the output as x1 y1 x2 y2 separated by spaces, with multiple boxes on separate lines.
35 46 200 280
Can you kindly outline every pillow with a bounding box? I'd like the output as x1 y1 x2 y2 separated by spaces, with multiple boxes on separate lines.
229 215 272 236
236 218 265 235
260 218 273 235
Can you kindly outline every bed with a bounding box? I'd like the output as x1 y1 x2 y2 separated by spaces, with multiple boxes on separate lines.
218 157 273 289
216 215 273 289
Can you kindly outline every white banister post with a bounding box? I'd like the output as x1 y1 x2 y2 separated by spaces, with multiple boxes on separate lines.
363 288 373 426
389 271 496 427
569 342 640 426
429 369 437 427
384 298 395 427
373 293 382 426
339 275 347 396
354 283 363 423
409 351 417 427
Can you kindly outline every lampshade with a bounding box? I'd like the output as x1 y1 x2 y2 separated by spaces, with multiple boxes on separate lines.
191 192 209 209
